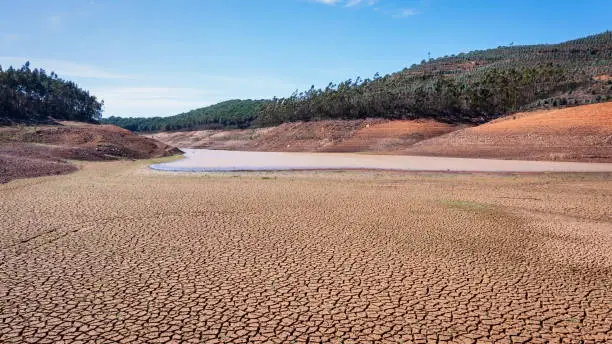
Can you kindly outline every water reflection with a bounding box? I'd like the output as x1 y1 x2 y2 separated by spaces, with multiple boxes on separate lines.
150 149 612 173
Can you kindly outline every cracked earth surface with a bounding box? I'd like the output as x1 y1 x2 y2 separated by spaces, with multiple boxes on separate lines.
1 161 611 343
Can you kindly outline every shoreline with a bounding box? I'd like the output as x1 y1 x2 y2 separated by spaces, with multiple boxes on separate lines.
150 149 612 173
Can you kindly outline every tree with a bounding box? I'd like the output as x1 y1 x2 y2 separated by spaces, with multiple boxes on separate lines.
0 62 104 123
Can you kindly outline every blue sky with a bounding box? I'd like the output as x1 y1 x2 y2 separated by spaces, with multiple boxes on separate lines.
1 0 610 117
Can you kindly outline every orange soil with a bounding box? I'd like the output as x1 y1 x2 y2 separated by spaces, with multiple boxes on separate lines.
405 102 612 162
251 119 380 152
473 103 612 134
329 120 461 152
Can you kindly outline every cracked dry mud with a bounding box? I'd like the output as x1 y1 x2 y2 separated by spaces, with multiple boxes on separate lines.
1 161 611 343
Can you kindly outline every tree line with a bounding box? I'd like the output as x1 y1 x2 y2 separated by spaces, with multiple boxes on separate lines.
103 99 267 132
0 62 103 124
255 32 612 126
254 64 610 127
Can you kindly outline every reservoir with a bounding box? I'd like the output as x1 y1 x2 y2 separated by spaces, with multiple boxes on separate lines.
150 149 612 173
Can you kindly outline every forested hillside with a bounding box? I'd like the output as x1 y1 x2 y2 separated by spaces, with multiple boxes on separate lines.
106 31 612 132
255 31 612 126
0 62 103 124
103 99 267 132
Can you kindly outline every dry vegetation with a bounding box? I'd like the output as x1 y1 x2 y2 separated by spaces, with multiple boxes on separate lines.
0 122 181 183
1 161 611 343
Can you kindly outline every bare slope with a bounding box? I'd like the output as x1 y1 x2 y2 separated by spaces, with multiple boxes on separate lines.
405 102 612 162
151 103 612 162
0 122 181 183
329 120 462 153
151 119 460 153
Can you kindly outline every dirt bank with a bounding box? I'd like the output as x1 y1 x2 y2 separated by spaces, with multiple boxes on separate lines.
151 102 612 162
404 102 612 162
150 118 462 153
0 122 181 183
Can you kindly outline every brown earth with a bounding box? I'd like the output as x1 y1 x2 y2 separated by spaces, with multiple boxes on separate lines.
327 120 462 153
1 161 611 343
150 119 462 153
405 102 612 162
0 122 181 183
151 102 612 162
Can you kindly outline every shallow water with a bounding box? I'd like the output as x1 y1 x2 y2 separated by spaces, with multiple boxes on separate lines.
150 149 612 173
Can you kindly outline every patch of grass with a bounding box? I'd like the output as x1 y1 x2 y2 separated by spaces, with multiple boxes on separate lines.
261 176 277 180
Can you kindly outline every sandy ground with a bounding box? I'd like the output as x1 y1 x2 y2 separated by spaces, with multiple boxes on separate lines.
152 149 612 173
1 161 611 343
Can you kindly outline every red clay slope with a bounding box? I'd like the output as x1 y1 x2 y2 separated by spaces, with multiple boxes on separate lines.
404 102 612 162
329 120 463 153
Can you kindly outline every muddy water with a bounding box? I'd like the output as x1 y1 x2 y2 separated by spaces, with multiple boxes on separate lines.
151 149 612 173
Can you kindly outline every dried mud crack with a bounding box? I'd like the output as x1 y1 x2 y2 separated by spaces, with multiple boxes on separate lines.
1 162 611 343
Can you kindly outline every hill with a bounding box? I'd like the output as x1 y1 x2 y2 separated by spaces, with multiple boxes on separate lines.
0 122 181 183
255 31 612 126
108 32 612 132
102 99 268 132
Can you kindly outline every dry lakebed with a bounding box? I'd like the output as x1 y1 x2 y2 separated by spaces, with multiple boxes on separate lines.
1 154 611 343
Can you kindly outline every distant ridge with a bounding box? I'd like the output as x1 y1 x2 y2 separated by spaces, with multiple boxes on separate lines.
106 32 612 132
103 99 267 132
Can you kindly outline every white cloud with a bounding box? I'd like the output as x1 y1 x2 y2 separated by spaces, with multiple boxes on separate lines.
94 87 217 117
395 8 418 17
96 76 301 117
0 57 130 79
0 56 300 117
